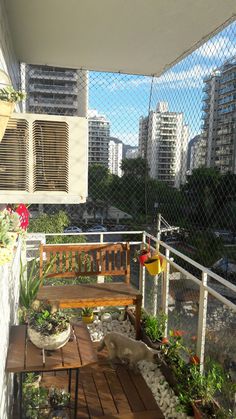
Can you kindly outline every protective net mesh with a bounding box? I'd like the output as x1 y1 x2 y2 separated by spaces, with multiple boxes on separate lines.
23 21 236 285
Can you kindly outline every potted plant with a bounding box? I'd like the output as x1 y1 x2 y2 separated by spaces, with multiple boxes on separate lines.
23 374 49 419
142 312 167 349
0 208 20 265
159 329 187 392
177 358 224 418
133 244 151 266
0 85 26 141
144 253 167 275
49 387 71 419
19 257 55 323
27 302 71 350
81 307 94 324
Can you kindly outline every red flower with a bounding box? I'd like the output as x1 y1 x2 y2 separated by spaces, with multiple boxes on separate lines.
15 204 30 230
190 355 200 365
161 337 169 344
172 330 185 337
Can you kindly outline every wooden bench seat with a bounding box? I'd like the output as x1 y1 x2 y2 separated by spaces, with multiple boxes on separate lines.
37 242 142 339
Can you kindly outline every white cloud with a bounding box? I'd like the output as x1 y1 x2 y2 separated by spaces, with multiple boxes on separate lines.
195 36 236 59
154 64 214 89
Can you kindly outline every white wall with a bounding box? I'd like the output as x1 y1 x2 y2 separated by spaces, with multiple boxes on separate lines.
0 0 20 88
0 242 22 419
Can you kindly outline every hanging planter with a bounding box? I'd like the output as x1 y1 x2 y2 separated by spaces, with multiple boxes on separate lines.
138 249 151 266
0 100 15 141
144 254 167 275
0 70 26 142
133 241 151 266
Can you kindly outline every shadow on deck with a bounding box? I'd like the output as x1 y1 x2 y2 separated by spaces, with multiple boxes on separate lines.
40 343 164 419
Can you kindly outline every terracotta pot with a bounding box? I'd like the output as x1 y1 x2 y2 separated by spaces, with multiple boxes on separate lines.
28 324 71 350
192 399 220 419
0 101 15 142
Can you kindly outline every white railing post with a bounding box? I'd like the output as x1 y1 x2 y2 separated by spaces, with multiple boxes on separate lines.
197 271 208 372
139 231 146 309
162 248 170 336
97 233 104 284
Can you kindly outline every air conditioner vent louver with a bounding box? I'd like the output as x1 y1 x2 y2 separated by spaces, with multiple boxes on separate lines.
0 113 88 204
33 120 69 192
0 118 29 190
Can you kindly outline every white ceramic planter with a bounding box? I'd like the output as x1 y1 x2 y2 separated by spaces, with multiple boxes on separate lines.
28 324 71 350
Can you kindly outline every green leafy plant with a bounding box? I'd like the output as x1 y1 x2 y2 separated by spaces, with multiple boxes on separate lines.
19 257 54 313
28 302 69 336
81 307 93 316
144 312 167 342
49 387 70 408
0 209 20 247
177 359 225 416
0 86 26 102
23 374 49 419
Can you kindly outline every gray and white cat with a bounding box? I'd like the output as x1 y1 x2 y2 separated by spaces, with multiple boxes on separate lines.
97 332 160 369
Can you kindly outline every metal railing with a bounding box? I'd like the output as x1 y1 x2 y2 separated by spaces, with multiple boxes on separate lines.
27 228 236 373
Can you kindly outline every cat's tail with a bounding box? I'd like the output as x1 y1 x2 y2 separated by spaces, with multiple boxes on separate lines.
97 338 105 352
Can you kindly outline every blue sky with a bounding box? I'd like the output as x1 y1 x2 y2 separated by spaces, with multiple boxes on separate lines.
89 21 236 146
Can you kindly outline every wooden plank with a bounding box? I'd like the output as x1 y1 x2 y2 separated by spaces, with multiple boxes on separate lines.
44 347 64 370
25 340 44 371
74 323 98 366
6 325 26 372
92 411 164 419
61 329 82 368
116 366 145 412
128 370 161 412
92 371 118 416
105 370 131 415
65 250 70 270
81 372 103 417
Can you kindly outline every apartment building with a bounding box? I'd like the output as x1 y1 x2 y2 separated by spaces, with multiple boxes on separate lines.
202 58 236 174
108 137 123 177
88 110 110 167
139 102 189 188
188 135 207 173
22 64 87 117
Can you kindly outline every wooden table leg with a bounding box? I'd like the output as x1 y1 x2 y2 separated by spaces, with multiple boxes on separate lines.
19 372 23 419
135 298 142 340
74 368 79 419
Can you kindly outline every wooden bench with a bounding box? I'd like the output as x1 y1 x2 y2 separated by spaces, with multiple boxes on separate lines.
37 242 142 339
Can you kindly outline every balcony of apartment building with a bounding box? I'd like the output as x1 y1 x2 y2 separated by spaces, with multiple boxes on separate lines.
28 69 78 81
28 83 77 95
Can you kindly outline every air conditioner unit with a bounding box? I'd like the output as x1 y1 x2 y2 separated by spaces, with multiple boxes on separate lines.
0 113 88 204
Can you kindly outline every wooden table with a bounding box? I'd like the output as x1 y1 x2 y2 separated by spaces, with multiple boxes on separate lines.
6 322 98 418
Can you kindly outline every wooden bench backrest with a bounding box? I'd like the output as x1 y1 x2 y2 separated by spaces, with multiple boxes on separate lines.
39 242 130 284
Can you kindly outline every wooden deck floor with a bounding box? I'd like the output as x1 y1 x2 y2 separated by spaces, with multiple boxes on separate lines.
40 344 164 419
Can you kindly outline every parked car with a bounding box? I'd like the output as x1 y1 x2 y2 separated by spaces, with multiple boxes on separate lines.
64 226 82 233
87 225 107 232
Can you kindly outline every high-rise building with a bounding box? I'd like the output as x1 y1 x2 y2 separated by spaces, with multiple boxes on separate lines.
108 137 123 177
202 58 236 174
139 102 189 188
188 135 206 173
88 110 110 167
22 64 87 117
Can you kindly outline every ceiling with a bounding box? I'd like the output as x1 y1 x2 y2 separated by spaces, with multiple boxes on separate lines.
5 0 236 76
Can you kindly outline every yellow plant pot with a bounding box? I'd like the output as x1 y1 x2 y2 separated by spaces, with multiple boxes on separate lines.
144 254 166 276
82 314 94 324
0 101 15 142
